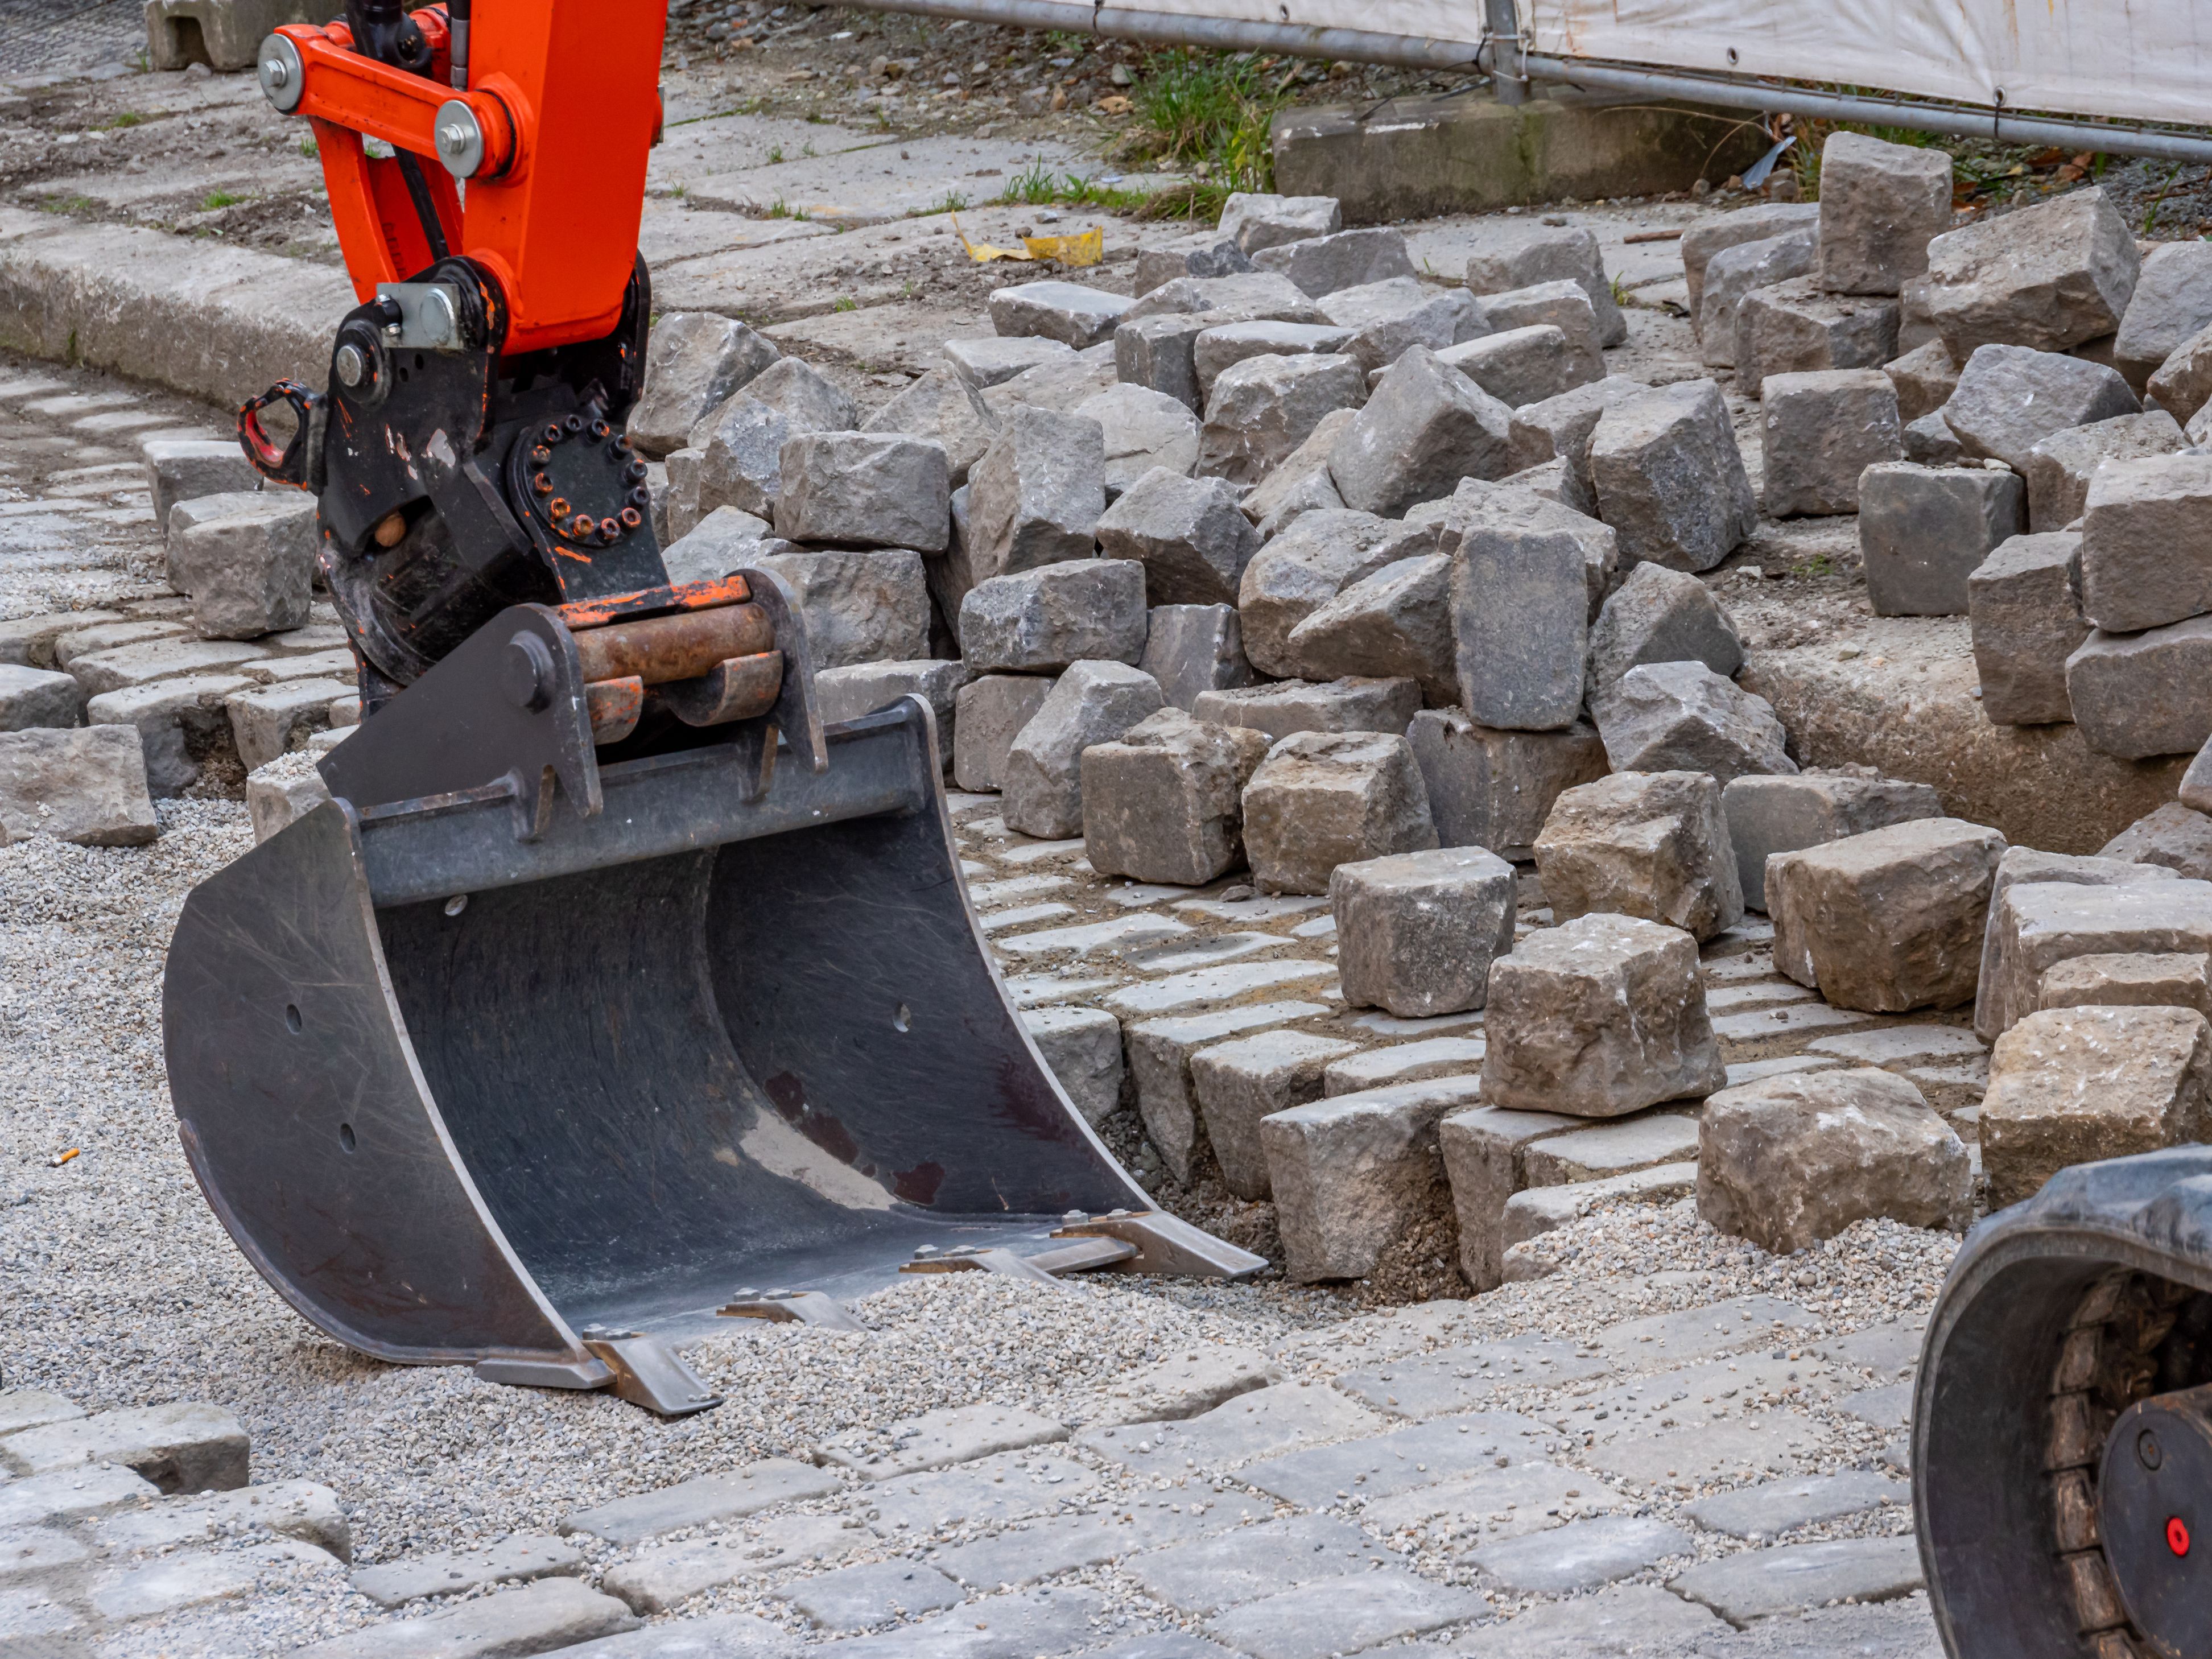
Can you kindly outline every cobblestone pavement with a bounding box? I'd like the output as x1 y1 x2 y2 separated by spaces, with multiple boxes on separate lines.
0 0 143 83
0 357 1966 1657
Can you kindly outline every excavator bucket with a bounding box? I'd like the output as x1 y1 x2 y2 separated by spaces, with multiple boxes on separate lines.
164 582 1257 1414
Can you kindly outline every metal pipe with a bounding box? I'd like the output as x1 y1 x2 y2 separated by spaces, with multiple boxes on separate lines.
447 0 469 88
837 0 2212 164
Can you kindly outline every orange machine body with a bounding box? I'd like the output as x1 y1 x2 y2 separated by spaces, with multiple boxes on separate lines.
273 2 664 356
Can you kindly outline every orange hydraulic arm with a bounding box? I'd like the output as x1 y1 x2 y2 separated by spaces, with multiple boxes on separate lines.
257 1 665 356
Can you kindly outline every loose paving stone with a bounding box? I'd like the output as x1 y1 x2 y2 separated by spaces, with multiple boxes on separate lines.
1125 271 1327 326
1126 1000 1331 1183
2066 613 2212 758
1699 1067 1972 1252
775 433 950 553
1083 708 1268 887
1232 506 1404 675
1586 563 1743 703
1438 325 1586 408
296 1575 637 1658
781 1560 964 1630
1589 379 1759 573
226 676 352 771
1242 729 1438 896
352 1535 581 1609
1335 1346 1608 1421
1192 320 1359 399
143 436 261 526
1190 1029 1361 1198
166 494 317 638
946 335 1076 390
1734 279 1902 398
1683 201 1823 319
1455 1582 1729 1656
1980 1003 2212 1206
1002 661 1163 839
1448 487 1611 731
1115 312 1212 412
1522 1113 1702 1187
1484 912 1724 1117
605 1516 862 1613
0 1401 245 1491
1466 222 1628 344
1204 1569 1486 1659
560 1460 843 1545
1943 343 2140 472
2115 240 2212 387
930 1500 1254 1591
1096 469 1256 606
1022 1005 1127 1125
1505 376 1653 510
864 369 1000 486
1884 339 1963 422
1329 345 1513 518
1081 1383 1384 1475
1140 603 1254 711
1136 232 1257 294
1199 352 1367 486
1331 846 1515 1018
1761 369 1904 517
1252 226 1419 298
1684 1471 1908 1541
629 313 781 456
1468 1514 1694 1595
1804 1026 1988 1068
1439 1104 1590 1290
865 1452 1096 1537
1698 229 1822 368
1592 661 1795 786
1191 677 1422 746
2077 450 2212 633
1103 959 1338 1017
1921 185 2140 358
960 560 1147 674
1857 461 2027 616
2149 320 2212 423
1128 1513 1383 1613
0 664 81 732
1240 407 1358 537
1475 280 1607 382
1816 133 1953 295
1966 530 2090 726
2038 948 2212 1018
1322 277 1482 376
1721 773 1944 914
989 280 1136 349
965 408 1106 582
952 674 1055 793
1975 853 2199 1038
1668 1535 1925 1624
1285 553 1456 704
1265 1077 1483 1281
1221 193 1344 254
1535 770 1744 943
1767 818 2004 1012
2020 410 2182 533
1406 712 1606 862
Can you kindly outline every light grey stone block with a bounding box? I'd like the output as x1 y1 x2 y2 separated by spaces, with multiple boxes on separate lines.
661 504 770 586
1262 1078 1477 1281
168 494 316 638
144 436 259 527
1668 1536 1924 1624
1242 728 1438 896
0 725 159 849
1967 530 2089 726
1239 406 1356 538
1002 660 1163 839
1884 338 1962 422
1467 1516 1694 1596
1720 770 1944 912
2115 240 2212 389
1136 232 1256 294
1190 1029 1362 1199
952 672 1055 793
2100 802 2212 884
1857 461 2026 616
1232 506 1400 676
628 312 779 457
1451 490 1606 731
1191 676 1422 745
1680 200 1822 320
989 280 1136 349
1096 468 1257 606
1251 226 1416 298
1199 352 1366 486
1904 408 1965 465
1586 563 1743 701
944 335 1075 390
1286 553 1455 704
1192 320 1359 400
1122 271 1326 325
1115 312 1211 412
1220 193 1343 254
292 1578 637 1659
1943 342 2140 472
0 664 82 733
1127 1000 1331 1184
1082 707 1269 886
1077 383 1202 497
1536 768 1744 942
2020 408 2183 533
1482 912 1725 1118
1734 276 1901 398
0 1400 244 1489
1475 279 1605 383
1022 1005 1126 1125
814 659 972 741
1464 222 1627 346
1815 132 1953 296
1140 604 1254 711
1697 229 1819 369
960 559 1147 673
1922 185 2141 359
226 676 349 771
1591 661 1796 787
85 672 252 796
1437 325 1586 408
1330 344 1514 518
2078 451 2212 632
1974 853 2197 1040
965 408 1106 581
1760 367 1904 517
773 432 949 552
1406 710 1607 860
2066 614 2212 758
1588 379 1757 574
1332 845 1516 1017
1316 276 1481 375
862 368 998 485
752 547 929 669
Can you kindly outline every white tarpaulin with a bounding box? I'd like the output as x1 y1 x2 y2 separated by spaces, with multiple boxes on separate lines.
1521 0 2209 130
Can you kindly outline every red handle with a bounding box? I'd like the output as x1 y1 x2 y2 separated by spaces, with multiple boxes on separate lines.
237 381 321 486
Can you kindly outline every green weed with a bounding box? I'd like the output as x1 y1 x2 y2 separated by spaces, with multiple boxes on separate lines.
932 189 970 213
106 113 142 129
1115 49 1288 220
833 296 859 312
203 191 244 210
768 144 783 163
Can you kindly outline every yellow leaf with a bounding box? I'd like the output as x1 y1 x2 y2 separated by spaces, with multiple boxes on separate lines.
1021 225 1104 266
